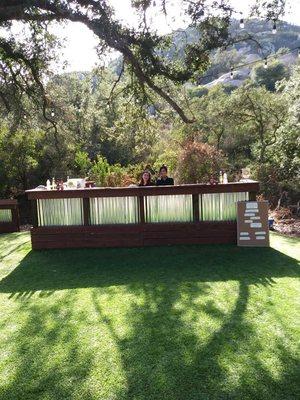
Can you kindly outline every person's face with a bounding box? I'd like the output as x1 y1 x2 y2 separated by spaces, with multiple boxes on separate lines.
143 172 150 182
160 168 167 178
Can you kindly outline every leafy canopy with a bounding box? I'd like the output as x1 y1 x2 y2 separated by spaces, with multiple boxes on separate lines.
0 0 286 123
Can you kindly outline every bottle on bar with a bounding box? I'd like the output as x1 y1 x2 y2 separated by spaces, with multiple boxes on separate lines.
46 179 51 190
52 177 55 190
219 171 223 184
223 172 228 184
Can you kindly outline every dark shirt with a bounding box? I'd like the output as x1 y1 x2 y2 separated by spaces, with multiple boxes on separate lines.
139 181 155 186
156 177 174 186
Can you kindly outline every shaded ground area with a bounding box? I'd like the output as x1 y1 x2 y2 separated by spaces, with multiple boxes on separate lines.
0 232 299 400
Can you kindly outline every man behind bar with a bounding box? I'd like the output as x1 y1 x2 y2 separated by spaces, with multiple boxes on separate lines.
156 165 174 186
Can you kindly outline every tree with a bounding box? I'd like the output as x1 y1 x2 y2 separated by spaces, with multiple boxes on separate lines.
192 85 233 149
0 126 41 193
270 66 300 184
0 0 286 123
74 151 92 176
229 85 287 163
176 140 226 184
251 60 289 91
205 47 243 82
44 69 160 165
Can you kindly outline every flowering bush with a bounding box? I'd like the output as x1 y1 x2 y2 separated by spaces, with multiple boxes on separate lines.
176 141 226 184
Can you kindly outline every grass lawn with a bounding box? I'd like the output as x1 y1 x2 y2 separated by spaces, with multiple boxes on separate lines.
0 232 299 400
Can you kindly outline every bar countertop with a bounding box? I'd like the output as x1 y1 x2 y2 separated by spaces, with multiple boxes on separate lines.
26 181 260 199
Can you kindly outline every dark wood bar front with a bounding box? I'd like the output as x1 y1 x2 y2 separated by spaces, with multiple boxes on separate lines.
0 199 20 234
26 182 259 249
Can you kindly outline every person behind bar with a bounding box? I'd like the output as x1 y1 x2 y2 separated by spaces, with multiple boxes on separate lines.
139 170 154 186
156 165 174 186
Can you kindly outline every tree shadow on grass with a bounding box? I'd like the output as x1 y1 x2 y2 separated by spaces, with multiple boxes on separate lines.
89 278 300 400
0 291 96 400
0 232 29 263
0 244 299 296
0 244 299 399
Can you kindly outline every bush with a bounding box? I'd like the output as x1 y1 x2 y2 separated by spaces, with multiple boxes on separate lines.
153 149 179 178
222 83 238 94
272 207 292 220
88 157 143 187
105 170 125 187
187 86 209 98
251 61 289 92
89 156 110 186
89 156 131 187
176 141 226 184
252 163 300 207
74 151 92 176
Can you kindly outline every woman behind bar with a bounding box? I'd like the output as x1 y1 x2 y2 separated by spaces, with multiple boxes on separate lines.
156 165 174 186
139 170 154 186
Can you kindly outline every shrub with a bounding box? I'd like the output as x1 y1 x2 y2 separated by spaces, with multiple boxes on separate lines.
89 156 110 186
74 151 92 176
272 207 292 220
89 157 140 187
251 61 289 92
187 86 209 98
153 149 179 178
252 163 300 207
105 170 124 187
176 141 226 184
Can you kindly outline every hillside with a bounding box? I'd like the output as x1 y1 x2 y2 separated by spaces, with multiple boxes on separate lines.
108 19 300 90
171 19 300 88
52 19 300 99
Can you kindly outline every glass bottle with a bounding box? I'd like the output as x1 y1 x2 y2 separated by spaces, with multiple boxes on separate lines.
219 171 223 184
223 172 228 184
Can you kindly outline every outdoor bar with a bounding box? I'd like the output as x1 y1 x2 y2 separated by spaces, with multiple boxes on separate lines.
26 182 259 249
0 199 20 233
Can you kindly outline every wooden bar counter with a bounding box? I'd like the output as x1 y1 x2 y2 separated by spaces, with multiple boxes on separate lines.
26 182 259 250
0 199 20 234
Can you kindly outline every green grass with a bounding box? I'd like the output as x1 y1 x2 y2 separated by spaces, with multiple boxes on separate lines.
0 232 299 400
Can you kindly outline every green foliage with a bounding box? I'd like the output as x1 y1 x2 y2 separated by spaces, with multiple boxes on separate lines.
192 85 233 150
187 86 208 98
207 47 244 82
229 85 287 163
89 155 111 186
222 83 237 94
153 148 179 177
256 65 300 203
251 61 289 92
2 3 297 124
111 104 159 165
88 155 133 187
74 151 92 177
0 45 299 207
0 126 41 194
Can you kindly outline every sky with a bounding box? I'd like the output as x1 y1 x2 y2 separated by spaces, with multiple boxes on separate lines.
53 0 300 72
